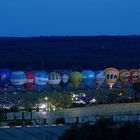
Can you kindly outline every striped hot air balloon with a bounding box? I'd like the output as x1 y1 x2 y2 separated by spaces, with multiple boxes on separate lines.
48 72 61 89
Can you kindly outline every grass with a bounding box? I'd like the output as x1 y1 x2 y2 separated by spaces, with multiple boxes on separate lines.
0 87 134 102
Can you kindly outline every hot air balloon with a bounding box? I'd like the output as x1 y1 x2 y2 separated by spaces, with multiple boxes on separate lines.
129 69 139 85
24 72 34 92
60 71 70 89
95 70 105 89
119 70 130 87
138 69 140 80
10 71 26 90
34 71 48 91
81 70 95 89
70 71 82 89
104 68 119 89
0 69 11 93
48 72 61 89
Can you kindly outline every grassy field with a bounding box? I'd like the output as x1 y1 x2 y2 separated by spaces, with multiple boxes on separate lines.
0 87 135 104
0 88 134 97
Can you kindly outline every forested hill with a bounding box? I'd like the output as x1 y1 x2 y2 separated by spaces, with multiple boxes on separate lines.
0 36 140 71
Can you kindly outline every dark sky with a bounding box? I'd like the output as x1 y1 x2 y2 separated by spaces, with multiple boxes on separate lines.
0 0 140 37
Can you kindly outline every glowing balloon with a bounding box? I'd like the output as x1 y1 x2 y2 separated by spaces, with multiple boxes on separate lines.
95 70 105 89
119 70 130 86
34 71 48 91
0 69 11 90
24 72 34 92
104 68 119 89
70 71 82 89
60 71 70 88
81 70 95 88
10 71 26 90
129 69 139 85
48 72 61 89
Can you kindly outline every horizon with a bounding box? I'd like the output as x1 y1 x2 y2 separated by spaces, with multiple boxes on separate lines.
0 35 140 38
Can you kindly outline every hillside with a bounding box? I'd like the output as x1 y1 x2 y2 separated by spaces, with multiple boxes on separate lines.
0 36 140 70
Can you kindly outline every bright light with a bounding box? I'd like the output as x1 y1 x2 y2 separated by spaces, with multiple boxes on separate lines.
90 98 96 104
44 96 48 101
40 104 46 109
118 92 122 96
72 94 76 98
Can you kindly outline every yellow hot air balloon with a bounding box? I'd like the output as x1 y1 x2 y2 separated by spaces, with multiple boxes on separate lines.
104 68 119 89
119 70 130 86
70 71 82 89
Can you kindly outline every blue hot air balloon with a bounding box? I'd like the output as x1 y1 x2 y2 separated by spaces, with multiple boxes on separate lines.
95 70 105 89
34 71 48 91
0 69 11 90
10 71 26 90
81 70 95 88
60 71 70 88
48 72 61 89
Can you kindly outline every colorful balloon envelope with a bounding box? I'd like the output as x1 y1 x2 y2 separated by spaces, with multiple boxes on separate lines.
81 70 95 88
48 72 61 89
95 70 105 89
24 72 34 91
70 71 82 89
119 70 130 86
104 68 119 89
0 69 11 89
34 71 48 91
138 69 140 80
60 71 70 88
10 71 26 90
129 69 139 85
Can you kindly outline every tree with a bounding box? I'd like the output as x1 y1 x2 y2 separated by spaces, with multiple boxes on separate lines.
48 93 72 110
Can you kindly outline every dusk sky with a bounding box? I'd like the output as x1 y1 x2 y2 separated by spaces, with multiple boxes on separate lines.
0 0 140 37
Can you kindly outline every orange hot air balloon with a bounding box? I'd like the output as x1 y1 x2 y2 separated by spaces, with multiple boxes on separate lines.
119 70 130 86
129 69 139 85
104 68 119 89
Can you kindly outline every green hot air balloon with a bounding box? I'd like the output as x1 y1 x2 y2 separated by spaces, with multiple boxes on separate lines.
70 71 82 89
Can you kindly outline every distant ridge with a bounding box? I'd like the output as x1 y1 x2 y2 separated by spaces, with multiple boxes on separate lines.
0 36 140 70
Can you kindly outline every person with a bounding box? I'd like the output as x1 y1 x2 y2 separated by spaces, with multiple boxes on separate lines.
22 121 26 127
76 116 79 124
71 117 79 128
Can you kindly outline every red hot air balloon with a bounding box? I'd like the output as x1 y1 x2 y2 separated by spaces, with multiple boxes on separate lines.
24 72 34 92
129 69 139 85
